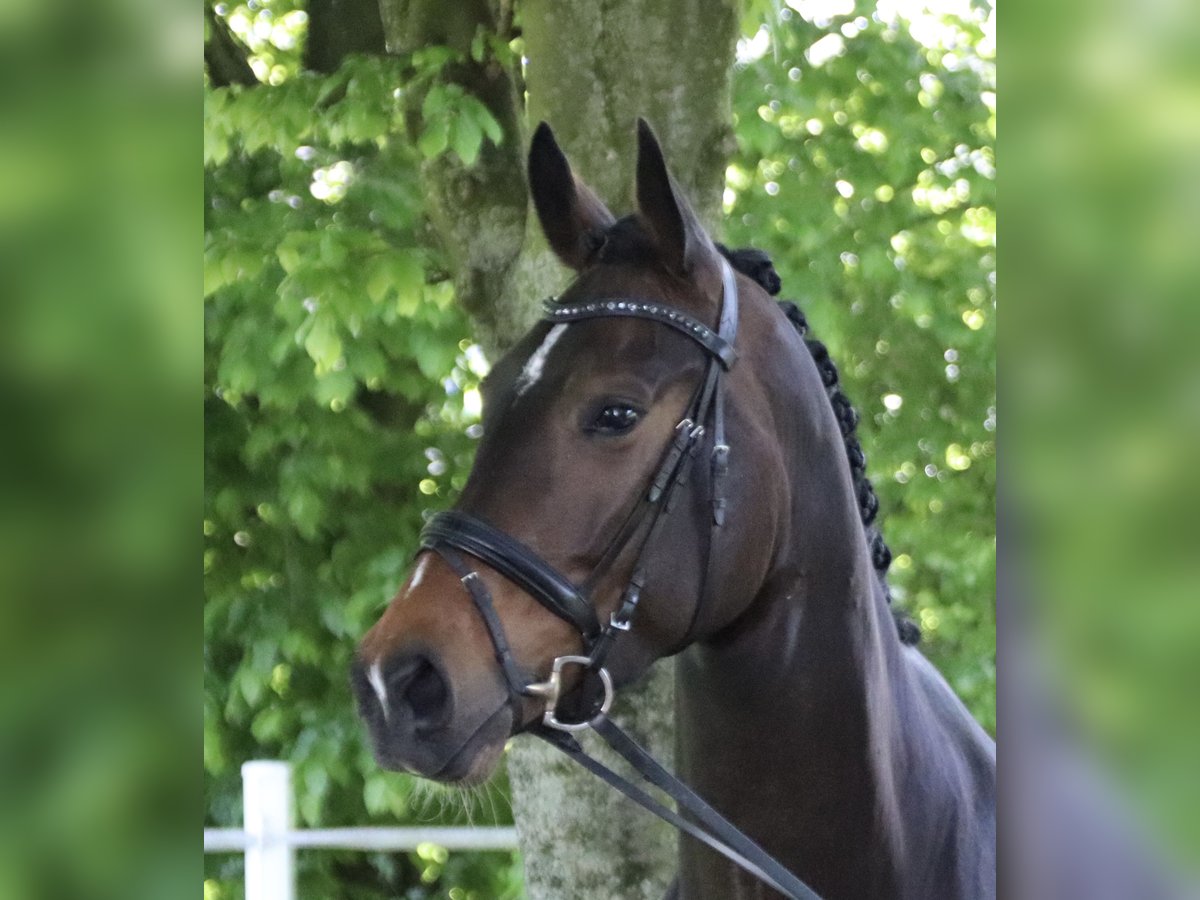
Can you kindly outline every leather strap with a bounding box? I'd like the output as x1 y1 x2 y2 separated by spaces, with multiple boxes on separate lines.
433 545 532 710
420 511 601 640
536 719 823 900
543 298 738 370
710 259 738 526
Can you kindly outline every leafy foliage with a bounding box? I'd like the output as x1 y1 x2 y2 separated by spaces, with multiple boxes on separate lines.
204 22 513 900
727 0 996 730
204 0 994 896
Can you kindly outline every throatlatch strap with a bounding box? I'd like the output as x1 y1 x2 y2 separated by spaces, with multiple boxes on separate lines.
535 720 823 900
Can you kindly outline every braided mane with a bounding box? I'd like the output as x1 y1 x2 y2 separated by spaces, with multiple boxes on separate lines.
717 245 920 645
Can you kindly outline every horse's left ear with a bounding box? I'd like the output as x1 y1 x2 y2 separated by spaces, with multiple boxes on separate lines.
635 118 712 276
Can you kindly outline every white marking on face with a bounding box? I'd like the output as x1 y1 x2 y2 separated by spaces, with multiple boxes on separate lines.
367 660 389 720
407 555 431 595
516 324 568 396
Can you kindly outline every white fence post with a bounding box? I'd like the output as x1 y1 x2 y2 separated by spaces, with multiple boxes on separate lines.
242 760 295 900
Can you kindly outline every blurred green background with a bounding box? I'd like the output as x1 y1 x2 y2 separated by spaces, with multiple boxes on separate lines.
203 0 993 897
1 0 196 897
1003 0 1200 877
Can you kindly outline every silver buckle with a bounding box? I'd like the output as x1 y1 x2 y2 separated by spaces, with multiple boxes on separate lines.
674 417 705 441
609 610 633 632
524 655 614 733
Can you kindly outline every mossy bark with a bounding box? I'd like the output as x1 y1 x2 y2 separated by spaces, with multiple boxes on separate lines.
303 0 386 73
379 1 739 895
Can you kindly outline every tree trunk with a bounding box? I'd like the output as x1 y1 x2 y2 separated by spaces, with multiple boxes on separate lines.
204 5 257 87
378 1 739 895
304 0 387 73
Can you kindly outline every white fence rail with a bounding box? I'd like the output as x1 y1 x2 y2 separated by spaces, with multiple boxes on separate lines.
204 761 520 900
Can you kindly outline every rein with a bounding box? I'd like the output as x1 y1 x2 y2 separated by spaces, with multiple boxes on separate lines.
419 259 822 900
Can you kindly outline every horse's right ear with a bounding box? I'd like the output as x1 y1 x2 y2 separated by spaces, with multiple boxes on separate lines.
528 122 615 271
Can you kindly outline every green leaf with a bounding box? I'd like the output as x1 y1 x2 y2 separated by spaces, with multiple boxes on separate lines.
238 667 265 707
314 369 356 408
320 231 348 268
391 251 425 316
366 257 391 304
421 84 449 119
251 706 287 743
363 775 390 816
281 632 321 665
476 105 504 145
203 715 227 775
413 338 452 380
286 485 323 540
276 232 309 275
452 115 484 167
348 343 386 383
304 315 342 373
204 130 230 167
296 787 324 830
412 46 458 75
314 68 351 107
204 249 227 297
418 116 450 158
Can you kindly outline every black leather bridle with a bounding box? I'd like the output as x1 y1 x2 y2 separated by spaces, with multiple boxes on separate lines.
418 259 822 899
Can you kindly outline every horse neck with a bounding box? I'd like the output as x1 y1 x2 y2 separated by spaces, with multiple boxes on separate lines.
675 466 910 832
675 308 915 895
683 301 909 746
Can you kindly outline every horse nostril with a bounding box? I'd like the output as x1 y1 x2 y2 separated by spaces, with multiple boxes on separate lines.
381 654 448 729
404 659 448 727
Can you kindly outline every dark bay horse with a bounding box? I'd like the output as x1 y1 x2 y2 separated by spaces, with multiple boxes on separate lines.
354 121 995 899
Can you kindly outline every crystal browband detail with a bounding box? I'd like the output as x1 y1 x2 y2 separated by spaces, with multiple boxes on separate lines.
542 298 737 370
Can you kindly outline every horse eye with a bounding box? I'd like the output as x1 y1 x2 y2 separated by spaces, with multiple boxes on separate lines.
589 404 641 435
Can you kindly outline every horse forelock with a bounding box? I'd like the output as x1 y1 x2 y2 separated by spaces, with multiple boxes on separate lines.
595 215 660 266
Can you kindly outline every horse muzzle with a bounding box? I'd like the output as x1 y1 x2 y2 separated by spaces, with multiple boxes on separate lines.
351 651 512 783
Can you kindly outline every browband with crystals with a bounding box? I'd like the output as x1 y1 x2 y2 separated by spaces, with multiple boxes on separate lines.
542 298 738 370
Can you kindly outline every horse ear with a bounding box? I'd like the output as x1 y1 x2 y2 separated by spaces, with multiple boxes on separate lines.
635 118 711 275
528 122 615 271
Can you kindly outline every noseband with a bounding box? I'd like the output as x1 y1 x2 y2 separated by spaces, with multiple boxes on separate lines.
417 259 822 899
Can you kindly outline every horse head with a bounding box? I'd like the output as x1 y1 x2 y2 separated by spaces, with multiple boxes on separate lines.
353 121 785 783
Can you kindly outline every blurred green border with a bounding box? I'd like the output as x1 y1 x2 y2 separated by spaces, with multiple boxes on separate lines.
0 0 201 897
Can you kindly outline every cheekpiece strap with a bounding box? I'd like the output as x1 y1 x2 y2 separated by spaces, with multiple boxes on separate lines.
433 545 531 709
